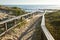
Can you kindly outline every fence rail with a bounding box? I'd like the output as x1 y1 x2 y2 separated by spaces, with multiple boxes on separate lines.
0 12 37 36
41 11 55 40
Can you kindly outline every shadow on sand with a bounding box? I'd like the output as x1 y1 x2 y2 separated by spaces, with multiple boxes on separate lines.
18 17 43 40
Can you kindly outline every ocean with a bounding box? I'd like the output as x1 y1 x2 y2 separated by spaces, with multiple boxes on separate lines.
4 5 58 12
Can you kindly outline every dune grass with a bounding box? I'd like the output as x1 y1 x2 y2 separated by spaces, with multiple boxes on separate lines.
45 10 60 40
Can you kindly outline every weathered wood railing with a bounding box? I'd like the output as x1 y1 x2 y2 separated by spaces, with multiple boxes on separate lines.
41 11 55 40
0 12 38 36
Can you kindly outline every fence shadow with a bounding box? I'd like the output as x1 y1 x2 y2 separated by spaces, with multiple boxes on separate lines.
18 16 42 40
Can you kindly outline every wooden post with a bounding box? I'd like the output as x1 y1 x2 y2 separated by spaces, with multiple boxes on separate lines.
5 23 7 31
14 20 16 24
33 14 34 17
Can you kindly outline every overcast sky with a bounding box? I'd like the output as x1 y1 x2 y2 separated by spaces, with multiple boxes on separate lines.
0 0 60 9
0 0 60 5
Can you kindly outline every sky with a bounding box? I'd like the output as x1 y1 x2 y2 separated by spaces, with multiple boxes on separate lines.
0 0 60 5
0 0 60 10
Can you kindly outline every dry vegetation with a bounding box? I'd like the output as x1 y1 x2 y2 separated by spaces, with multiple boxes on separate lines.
45 10 60 40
